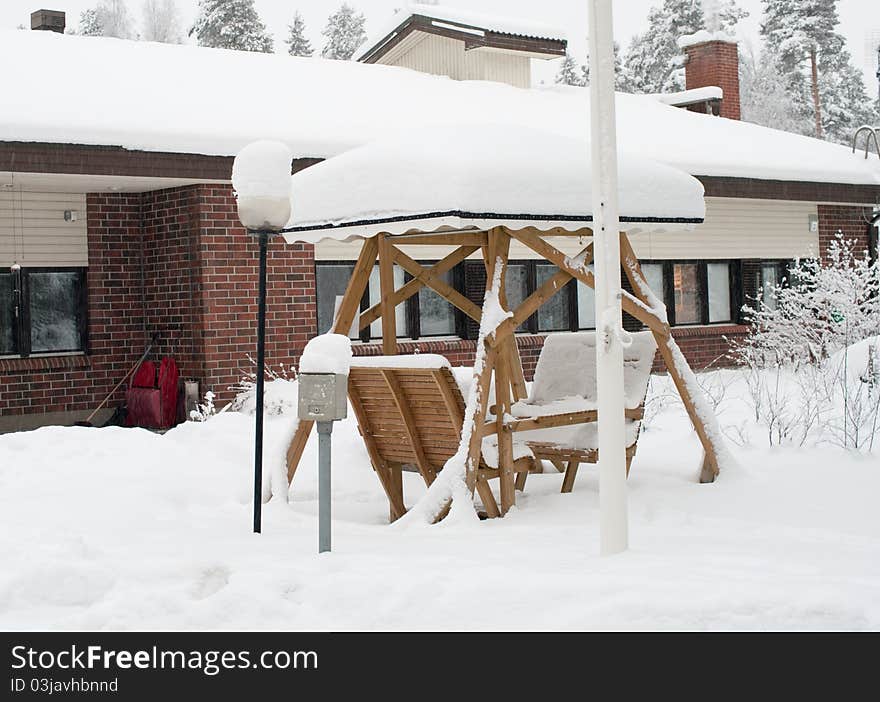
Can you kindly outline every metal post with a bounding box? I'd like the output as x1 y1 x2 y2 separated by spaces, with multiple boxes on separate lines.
317 421 333 553
588 0 628 555
253 231 269 534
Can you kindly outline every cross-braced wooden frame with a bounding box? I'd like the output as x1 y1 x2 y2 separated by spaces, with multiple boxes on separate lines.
285 225 723 519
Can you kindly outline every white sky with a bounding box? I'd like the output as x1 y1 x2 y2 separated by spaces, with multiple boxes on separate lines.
3 0 878 91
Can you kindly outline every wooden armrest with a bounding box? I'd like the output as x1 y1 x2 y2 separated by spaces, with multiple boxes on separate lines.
486 407 643 435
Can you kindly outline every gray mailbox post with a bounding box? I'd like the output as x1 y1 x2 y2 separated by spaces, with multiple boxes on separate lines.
298 373 348 553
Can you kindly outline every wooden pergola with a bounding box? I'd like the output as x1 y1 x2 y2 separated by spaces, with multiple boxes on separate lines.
284 224 724 516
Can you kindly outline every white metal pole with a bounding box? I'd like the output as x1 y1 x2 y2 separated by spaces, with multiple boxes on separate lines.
588 0 628 555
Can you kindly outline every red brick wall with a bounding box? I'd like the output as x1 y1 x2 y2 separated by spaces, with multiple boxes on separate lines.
684 40 741 120
0 185 318 419
0 193 144 417
817 204 873 262
192 184 317 404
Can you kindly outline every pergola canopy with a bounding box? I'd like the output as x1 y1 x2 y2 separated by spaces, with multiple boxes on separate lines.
282 125 706 243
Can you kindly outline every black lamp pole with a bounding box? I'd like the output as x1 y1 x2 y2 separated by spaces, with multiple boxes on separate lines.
253 229 272 534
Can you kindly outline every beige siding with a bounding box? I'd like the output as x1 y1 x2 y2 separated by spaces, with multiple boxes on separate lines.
314 198 820 262
380 33 531 88
629 197 819 260
0 191 88 267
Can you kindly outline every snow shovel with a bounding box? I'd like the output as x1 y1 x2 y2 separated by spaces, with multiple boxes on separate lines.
75 331 160 427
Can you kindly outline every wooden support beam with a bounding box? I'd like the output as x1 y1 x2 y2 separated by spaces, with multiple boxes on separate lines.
491 242 594 348
618 232 720 482
494 227 527 402
390 231 488 246
378 233 397 355
504 227 668 342
359 245 478 330
286 236 378 485
381 369 436 486
391 248 483 323
481 407 642 436
466 346 496 494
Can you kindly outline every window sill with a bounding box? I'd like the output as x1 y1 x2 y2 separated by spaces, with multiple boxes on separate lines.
0 353 90 373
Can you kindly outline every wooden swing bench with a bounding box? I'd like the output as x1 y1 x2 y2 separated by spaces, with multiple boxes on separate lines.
346 356 535 521
348 329 656 520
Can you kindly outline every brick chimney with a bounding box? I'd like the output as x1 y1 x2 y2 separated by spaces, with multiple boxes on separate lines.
682 38 741 120
30 9 66 33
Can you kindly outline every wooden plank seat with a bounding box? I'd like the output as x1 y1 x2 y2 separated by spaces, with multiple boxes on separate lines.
504 331 657 493
348 355 534 521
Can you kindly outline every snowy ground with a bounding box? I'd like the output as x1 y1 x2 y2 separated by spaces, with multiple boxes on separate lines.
1 370 877 631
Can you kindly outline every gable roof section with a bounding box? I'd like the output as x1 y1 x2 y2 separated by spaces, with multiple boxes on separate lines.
354 4 567 63
0 30 878 192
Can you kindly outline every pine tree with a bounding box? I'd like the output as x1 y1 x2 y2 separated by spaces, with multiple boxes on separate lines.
142 0 183 44
77 1 133 39
582 41 627 90
555 54 584 87
740 43 812 135
623 0 746 94
77 8 104 36
321 4 367 60
190 0 274 53
761 0 874 143
285 11 313 57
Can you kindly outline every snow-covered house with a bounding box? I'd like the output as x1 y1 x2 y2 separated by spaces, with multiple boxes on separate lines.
1 15 879 432
353 3 567 88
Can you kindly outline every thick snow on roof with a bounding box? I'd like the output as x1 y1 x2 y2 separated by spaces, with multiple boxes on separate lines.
282 125 706 243
353 3 567 61
2 30 879 188
653 86 724 107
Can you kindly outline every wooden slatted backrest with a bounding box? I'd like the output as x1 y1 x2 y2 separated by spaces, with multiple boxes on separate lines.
348 364 466 472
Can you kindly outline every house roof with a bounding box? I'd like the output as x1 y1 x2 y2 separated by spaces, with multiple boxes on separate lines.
353 3 568 63
1 30 879 189
282 125 706 243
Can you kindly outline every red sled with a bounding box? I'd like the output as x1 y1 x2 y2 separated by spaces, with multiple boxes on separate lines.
125 357 179 430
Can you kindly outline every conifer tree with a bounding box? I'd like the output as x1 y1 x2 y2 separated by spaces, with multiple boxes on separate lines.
555 54 584 87
285 11 314 57
321 4 367 60
760 0 874 143
190 0 274 53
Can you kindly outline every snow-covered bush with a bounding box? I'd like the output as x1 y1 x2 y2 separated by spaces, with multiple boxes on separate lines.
729 233 879 451
190 390 216 422
733 233 880 367
229 356 298 416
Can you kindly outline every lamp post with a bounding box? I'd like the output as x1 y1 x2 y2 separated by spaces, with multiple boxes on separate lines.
232 141 294 535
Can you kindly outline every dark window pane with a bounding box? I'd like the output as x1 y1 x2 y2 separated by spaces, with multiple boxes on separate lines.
707 263 731 322
418 267 455 336
0 273 14 355
536 263 570 331
316 264 356 337
505 264 528 332
672 263 702 325
29 271 83 353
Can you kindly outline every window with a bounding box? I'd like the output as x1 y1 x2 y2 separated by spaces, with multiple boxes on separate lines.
707 263 732 322
0 267 87 357
505 263 530 332
672 263 702 325
417 269 456 337
316 263 356 337
640 263 665 305
638 260 734 327
760 263 779 311
536 263 571 331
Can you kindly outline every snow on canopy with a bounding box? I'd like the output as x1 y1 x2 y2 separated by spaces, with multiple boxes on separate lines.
353 2 568 62
282 125 706 243
1 30 879 187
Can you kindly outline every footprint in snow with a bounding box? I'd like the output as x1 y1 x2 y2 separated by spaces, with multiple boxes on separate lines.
191 566 231 600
